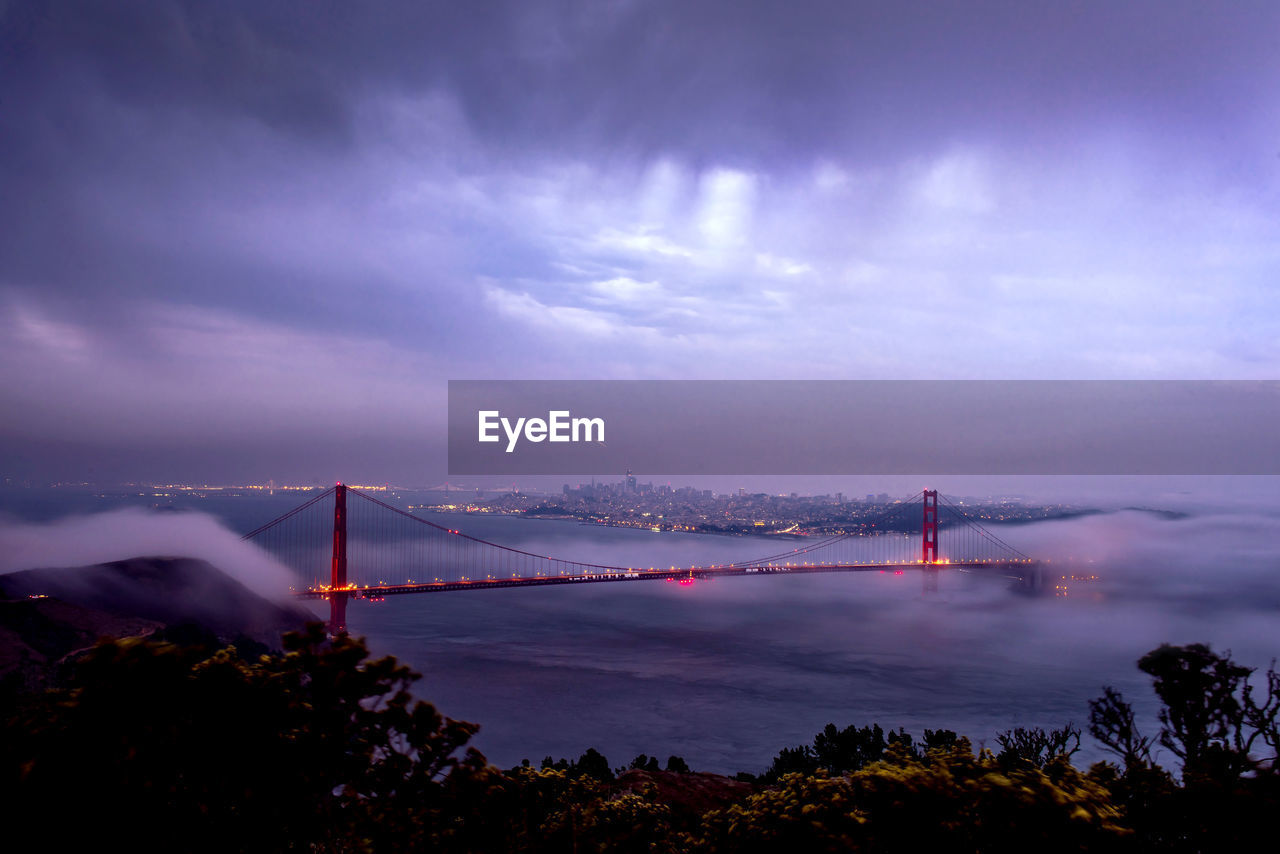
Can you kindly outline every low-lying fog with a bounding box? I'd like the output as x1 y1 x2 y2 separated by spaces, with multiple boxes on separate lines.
0 507 295 599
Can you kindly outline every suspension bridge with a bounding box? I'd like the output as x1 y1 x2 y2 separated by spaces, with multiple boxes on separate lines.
244 485 1038 633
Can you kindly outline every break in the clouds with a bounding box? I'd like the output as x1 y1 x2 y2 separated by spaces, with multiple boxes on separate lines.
2 1 1279 481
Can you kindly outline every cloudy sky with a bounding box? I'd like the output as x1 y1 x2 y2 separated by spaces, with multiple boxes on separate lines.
2 1 1278 484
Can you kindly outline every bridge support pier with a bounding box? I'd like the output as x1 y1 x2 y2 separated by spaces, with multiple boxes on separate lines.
330 482 348 635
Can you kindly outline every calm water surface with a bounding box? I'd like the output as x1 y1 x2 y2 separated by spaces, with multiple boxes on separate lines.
307 510 1280 774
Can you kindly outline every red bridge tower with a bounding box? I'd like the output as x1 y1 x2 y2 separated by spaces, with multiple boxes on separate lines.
922 489 939 593
922 489 939 563
330 482 348 634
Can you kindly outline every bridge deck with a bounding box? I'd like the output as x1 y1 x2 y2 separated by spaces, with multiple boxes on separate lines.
297 560 1037 598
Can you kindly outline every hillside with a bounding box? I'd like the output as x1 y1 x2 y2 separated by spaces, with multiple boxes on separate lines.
0 556 312 689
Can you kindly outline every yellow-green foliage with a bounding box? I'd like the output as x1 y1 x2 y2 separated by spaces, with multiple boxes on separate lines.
691 740 1127 853
499 767 677 854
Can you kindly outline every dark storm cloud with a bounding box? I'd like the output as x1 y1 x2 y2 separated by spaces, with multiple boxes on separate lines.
7 1 1276 158
1 1 1278 481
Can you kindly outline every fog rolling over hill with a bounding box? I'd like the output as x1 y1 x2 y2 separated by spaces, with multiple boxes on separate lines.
0 557 313 690
0 507 296 599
